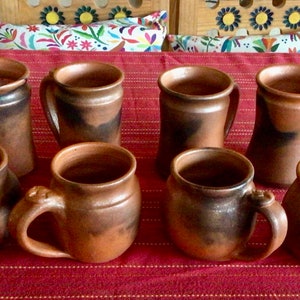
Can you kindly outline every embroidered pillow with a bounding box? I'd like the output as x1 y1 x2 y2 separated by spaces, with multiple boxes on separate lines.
0 11 167 52
168 33 300 53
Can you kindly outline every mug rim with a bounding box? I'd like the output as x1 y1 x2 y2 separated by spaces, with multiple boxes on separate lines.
256 63 300 98
158 65 235 100
0 57 29 94
51 142 136 187
52 61 124 91
170 147 254 191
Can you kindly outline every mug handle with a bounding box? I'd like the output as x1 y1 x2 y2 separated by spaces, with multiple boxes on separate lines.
8 186 71 259
224 83 240 136
39 72 61 143
236 190 288 261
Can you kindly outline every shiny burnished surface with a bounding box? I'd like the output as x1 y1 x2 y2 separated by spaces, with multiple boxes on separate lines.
0 146 21 244
0 57 35 177
8 142 141 263
164 147 288 261
39 61 124 147
156 65 239 178
246 64 300 186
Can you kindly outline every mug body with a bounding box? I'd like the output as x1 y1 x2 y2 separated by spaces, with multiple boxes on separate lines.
164 147 255 261
246 64 300 186
156 65 236 178
41 62 124 147
50 142 141 263
0 57 35 177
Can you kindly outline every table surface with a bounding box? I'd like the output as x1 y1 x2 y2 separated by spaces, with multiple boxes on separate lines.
1 50 300 299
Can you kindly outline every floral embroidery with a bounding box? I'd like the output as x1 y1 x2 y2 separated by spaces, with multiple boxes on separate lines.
74 6 99 25
252 37 279 52
216 7 241 31
249 6 273 31
40 6 65 25
80 40 93 50
27 25 39 32
0 28 17 43
0 11 167 52
67 40 78 50
283 6 300 30
168 33 300 53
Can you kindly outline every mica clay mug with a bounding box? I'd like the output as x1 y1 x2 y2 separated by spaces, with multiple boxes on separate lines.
0 57 35 177
9 142 141 263
0 146 21 244
164 147 288 261
156 65 239 178
246 64 300 186
39 62 124 147
282 161 300 259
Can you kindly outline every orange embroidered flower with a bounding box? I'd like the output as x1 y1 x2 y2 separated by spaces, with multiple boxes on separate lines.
0 28 17 43
289 47 298 53
261 37 276 50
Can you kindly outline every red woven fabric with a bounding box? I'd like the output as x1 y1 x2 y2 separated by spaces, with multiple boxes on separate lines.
1 50 300 299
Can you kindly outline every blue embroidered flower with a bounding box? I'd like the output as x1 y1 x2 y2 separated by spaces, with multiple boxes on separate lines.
216 7 241 31
249 6 273 31
283 6 300 30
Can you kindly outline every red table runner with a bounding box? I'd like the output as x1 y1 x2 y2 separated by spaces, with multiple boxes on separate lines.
1 50 300 299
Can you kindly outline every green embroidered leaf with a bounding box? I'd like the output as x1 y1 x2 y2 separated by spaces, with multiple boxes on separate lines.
73 30 93 39
180 36 190 50
253 39 265 49
14 43 24 50
39 33 53 38
271 43 280 52
253 46 265 52
97 25 105 37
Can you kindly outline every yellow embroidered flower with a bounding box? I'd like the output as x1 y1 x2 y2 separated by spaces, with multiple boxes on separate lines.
75 6 99 24
108 6 132 19
40 6 65 25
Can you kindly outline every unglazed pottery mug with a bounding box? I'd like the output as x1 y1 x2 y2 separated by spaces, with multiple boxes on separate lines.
164 147 288 261
282 161 300 259
39 61 124 147
246 64 300 186
0 146 21 244
9 142 141 263
0 57 35 177
156 65 239 178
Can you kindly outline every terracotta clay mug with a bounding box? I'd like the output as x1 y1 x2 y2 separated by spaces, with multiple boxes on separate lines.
156 65 239 178
282 161 300 259
246 64 300 186
0 146 21 244
9 142 141 263
164 147 287 261
40 62 124 147
0 57 35 177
